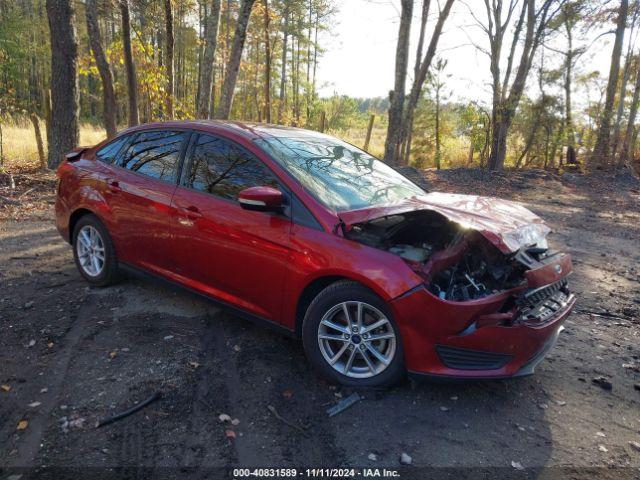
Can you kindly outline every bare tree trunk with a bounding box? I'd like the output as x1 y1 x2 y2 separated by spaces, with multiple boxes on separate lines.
292 24 301 126
86 0 117 137
216 0 256 119
435 82 441 169
263 0 272 123
197 0 221 118
46 0 79 168
612 22 637 159
399 0 454 165
591 0 628 168
363 114 375 151
383 0 413 165
0 119 3 169
400 0 430 165
305 0 312 124
30 114 46 169
44 88 52 146
619 60 640 166
467 137 474 165
119 0 139 126
486 0 553 171
277 3 289 124
563 18 575 165
164 0 174 118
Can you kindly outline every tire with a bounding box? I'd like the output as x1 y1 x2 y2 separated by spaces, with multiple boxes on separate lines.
302 280 405 387
72 213 120 287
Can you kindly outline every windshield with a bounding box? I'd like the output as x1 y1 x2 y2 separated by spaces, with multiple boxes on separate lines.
255 134 425 211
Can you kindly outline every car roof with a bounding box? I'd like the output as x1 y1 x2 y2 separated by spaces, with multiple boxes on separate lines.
116 120 333 142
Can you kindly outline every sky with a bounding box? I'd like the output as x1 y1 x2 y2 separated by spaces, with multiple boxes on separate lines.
315 0 617 107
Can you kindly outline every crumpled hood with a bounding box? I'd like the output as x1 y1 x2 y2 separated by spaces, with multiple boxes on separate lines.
339 192 551 253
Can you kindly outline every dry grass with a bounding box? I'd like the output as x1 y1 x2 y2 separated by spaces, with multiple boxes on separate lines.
0 117 106 172
331 124 387 159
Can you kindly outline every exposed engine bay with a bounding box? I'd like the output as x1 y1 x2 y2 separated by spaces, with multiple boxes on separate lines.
345 210 571 308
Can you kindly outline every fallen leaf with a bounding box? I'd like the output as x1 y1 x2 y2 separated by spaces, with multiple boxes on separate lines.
282 389 294 399
218 413 231 423
28 402 41 408
598 445 608 453
16 420 28 430
188 361 200 369
47 342 54 348
231 418 240 426
1 384 10 392
108 351 117 359
511 461 524 471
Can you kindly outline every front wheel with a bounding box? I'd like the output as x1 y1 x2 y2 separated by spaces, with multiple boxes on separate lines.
302 281 405 387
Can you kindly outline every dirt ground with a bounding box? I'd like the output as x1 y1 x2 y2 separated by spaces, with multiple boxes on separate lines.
1 167 640 479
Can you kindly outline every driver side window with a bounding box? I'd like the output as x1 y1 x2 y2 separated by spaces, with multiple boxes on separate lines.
185 134 279 201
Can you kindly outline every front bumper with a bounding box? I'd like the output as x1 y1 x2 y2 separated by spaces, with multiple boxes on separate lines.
390 286 575 379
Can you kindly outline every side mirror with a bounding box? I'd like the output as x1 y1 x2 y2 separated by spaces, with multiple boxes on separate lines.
237 186 283 212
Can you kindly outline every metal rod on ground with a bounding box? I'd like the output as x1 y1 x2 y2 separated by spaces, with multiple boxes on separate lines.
363 114 375 152
96 391 162 428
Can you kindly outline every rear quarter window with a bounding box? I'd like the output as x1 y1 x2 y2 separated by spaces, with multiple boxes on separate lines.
95 135 131 164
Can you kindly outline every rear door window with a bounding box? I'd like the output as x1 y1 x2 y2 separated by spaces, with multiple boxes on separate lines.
120 130 188 183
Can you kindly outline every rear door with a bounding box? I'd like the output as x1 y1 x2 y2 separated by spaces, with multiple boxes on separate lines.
105 129 190 273
170 132 291 321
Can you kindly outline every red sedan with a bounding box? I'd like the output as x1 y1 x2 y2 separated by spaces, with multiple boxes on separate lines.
55 121 575 387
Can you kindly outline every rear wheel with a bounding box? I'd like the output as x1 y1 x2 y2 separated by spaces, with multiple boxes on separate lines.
302 281 404 387
72 214 119 286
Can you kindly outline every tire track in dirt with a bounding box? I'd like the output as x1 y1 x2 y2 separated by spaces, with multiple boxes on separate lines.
214 312 346 467
180 313 232 469
7 290 96 468
212 314 280 467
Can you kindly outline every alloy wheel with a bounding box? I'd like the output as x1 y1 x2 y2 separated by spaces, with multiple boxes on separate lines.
317 301 397 379
76 225 106 277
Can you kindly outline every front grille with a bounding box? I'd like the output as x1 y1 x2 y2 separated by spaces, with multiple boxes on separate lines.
435 345 512 370
523 279 568 304
517 279 572 325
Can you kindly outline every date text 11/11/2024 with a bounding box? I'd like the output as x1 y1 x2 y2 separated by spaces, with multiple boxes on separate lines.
232 468 401 478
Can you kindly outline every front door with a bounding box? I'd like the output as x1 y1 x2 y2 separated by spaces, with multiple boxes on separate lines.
170 132 291 322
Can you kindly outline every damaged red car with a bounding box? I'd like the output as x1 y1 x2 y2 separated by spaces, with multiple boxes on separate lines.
55 121 575 387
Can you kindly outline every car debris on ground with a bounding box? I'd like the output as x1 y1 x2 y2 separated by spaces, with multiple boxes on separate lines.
326 392 361 417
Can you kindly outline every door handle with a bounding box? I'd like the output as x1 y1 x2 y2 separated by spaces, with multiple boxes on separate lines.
107 180 122 193
180 205 202 220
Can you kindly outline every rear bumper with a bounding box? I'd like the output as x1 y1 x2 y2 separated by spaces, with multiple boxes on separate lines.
391 286 575 379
